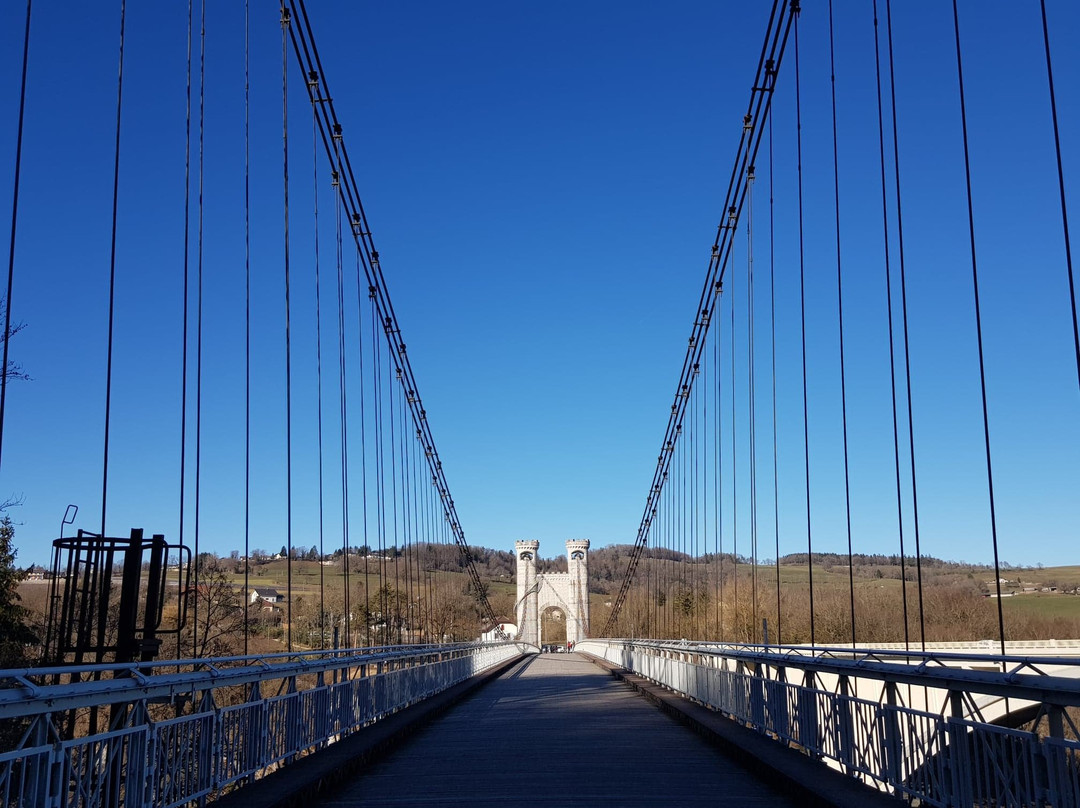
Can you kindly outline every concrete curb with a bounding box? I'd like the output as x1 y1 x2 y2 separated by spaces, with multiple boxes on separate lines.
581 653 904 808
215 653 529 808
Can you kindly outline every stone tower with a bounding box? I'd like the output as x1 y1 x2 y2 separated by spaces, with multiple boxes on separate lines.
514 539 590 647
514 540 540 646
565 539 590 643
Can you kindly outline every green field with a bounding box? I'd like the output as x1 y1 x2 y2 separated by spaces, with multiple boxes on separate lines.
1001 593 1080 619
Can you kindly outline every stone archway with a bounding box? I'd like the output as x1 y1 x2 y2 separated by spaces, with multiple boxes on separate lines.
514 539 589 647
540 605 567 646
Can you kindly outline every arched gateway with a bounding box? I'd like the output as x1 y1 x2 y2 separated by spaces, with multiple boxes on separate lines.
514 539 590 647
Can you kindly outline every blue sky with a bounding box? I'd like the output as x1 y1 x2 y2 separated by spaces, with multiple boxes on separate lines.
1 1 1077 569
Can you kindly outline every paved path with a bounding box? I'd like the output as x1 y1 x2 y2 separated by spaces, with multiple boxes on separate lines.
317 653 803 807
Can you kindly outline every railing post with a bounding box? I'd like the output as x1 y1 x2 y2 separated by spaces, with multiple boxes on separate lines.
947 690 973 807
23 712 50 807
258 683 270 780
126 700 153 808
837 675 855 773
198 689 216 808
1043 703 1066 806
1047 704 1065 740
750 662 766 731
773 666 789 740
46 729 64 808
142 718 156 808
882 682 903 795
798 670 820 758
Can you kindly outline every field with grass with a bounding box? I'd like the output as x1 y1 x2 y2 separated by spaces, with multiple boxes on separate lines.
1002 593 1080 620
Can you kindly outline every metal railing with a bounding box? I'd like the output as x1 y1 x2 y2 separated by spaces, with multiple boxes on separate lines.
577 639 1080 808
0 642 524 807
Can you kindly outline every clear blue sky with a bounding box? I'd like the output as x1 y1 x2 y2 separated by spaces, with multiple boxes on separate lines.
1 2 1077 569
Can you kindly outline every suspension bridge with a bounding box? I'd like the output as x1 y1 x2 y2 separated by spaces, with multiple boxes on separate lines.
1 1 1078 806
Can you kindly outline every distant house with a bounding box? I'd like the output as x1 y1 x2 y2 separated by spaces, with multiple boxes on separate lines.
249 587 283 604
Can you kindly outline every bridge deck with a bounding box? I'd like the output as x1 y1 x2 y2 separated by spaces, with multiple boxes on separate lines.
316 653 802 807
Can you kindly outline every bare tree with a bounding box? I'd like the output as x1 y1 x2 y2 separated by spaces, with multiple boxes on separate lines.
181 555 248 657
1 296 29 383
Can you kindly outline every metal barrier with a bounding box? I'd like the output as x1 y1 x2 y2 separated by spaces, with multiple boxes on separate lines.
0 642 524 807
577 639 1080 808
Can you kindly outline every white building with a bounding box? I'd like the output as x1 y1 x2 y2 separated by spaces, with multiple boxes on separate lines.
249 587 283 604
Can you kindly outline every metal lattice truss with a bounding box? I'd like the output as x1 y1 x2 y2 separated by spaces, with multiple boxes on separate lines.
0 642 523 807
577 639 1080 808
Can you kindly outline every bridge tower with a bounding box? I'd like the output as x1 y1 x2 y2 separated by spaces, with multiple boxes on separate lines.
514 539 590 647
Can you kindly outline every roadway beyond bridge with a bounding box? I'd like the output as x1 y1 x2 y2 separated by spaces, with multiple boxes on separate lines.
313 653 806 807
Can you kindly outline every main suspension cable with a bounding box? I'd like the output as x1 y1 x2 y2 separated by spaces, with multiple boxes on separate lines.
285 0 499 626
602 1 794 634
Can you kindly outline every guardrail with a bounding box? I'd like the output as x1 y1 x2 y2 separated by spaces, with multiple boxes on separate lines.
577 639 1080 808
0 642 524 807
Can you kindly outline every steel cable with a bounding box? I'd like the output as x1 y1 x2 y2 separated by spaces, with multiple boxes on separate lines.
885 0 927 648
747 159 759 642
179 0 192 659
1038 0 1079 393
602 0 794 632
311 71 326 647
871 0 910 649
769 111 782 645
827 0 857 648
794 7 815 647
281 5 294 651
100 0 127 542
0 0 33 473
243 0 251 656
950 0 1006 655
285 1 499 627
194 0 205 654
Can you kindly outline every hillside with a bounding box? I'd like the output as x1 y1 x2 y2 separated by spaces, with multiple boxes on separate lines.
19 543 1080 658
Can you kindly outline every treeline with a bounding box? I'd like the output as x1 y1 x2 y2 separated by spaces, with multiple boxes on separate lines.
775 552 994 570
607 576 1080 645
